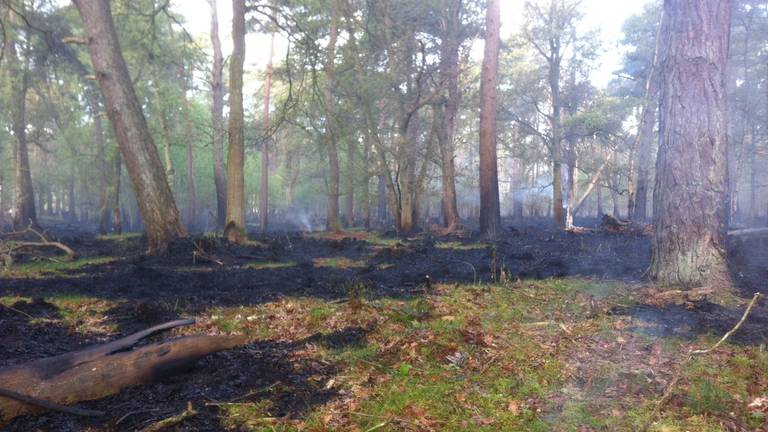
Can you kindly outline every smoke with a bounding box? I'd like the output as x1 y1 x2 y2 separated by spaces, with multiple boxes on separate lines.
284 208 316 231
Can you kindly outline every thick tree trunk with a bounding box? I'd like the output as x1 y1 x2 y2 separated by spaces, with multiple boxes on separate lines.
324 1 341 233
478 0 501 239
225 0 247 243
650 0 731 288
6 28 38 231
74 0 185 253
0 321 245 427
209 0 227 230
260 31 275 233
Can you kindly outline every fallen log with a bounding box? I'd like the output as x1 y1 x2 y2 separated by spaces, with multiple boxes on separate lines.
599 214 653 236
0 320 247 427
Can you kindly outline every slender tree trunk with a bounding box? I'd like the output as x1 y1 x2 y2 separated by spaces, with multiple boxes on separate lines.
224 0 247 243
150 66 175 191
179 63 198 230
436 0 462 231
631 11 663 222
362 137 371 229
377 173 387 225
260 30 275 233
112 148 123 234
74 0 185 253
95 105 112 234
650 0 731 288
324 1 341 232
6 25 38 231
565 150 578 228
208 0 227 230
344 139 355 228
478 0 501 239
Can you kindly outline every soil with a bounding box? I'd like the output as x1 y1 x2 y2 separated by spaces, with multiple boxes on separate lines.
1 219 766 431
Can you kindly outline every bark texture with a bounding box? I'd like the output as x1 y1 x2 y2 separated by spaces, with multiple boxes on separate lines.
0 321 245 426
630 10 663 222
74 0 185 253
225 0 247 242
478 0 501 238
324 2 341 232
650 0 731 288
209 0 227 229
5 24 38 231
436 0 462 231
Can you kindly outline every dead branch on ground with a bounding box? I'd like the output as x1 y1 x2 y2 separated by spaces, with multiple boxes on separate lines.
0 319 247 426
641 293 762 431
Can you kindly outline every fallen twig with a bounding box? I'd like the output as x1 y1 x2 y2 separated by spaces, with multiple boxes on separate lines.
641 292 762 431
139 401 197 432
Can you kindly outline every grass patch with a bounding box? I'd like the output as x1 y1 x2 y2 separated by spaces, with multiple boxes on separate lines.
312 257 366 269
435 241 487 250
1 256 117 279
244 260 297 270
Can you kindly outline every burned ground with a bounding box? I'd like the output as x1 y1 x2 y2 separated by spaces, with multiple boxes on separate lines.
1 222 767 431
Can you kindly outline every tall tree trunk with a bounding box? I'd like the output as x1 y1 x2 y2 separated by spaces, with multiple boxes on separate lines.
6 24 38 231
260 30 275 233
95 104 112 234
565 150 577 228
179 63 198 230
324 1 341 232
650 0 731 288
344 139 355 228
631 11 663 222
478 0 501 239
111 147 123 234
436 0 462 231
74 0 185 253
377 173 387 225
225 0 247 243
362 137 371 229
209 0 227 230
150 65 175 191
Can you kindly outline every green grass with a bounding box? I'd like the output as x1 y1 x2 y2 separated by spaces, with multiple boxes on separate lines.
3 263 764 431
312 257 366 269
435 241 487 250
244 260 297 270
0 256 117 278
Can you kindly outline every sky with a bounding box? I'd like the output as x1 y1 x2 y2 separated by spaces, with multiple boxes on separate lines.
178 0 653 89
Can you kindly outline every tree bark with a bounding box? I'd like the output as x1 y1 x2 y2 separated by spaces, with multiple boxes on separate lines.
324 1 341 233
631 10 663 222
209 0 227 230
225 0 247 243
344 139 355 228
435 0 462 231
478 0 501 239
74 0 186 253
260 30 275 233
6 23 38 231
0 321 245 427
179 63 198 230
650 0 731 288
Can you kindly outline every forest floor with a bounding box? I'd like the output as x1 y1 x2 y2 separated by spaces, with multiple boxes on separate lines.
2 221 768 431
